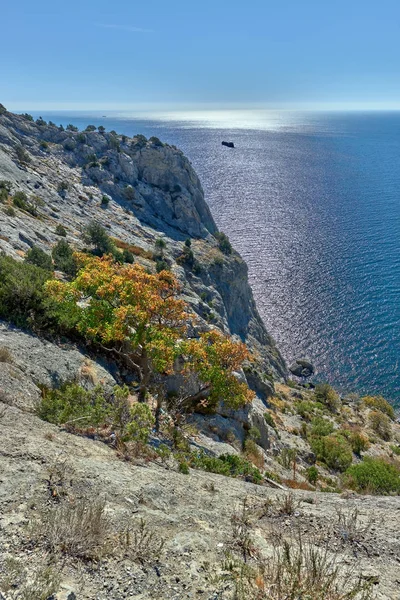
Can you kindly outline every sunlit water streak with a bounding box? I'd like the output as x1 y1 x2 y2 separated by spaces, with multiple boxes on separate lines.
31 110 400 405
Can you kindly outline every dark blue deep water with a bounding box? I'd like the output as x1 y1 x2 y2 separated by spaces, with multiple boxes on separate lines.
30 110 400 405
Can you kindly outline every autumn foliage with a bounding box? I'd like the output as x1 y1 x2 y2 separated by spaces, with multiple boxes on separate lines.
46 253 254 409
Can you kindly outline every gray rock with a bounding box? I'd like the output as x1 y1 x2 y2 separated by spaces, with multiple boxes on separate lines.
289 358 315 378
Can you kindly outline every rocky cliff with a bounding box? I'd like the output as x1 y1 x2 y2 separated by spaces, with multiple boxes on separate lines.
0 107 285 382
0 106 399 600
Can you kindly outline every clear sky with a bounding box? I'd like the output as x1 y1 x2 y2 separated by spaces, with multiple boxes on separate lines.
2 0 400 111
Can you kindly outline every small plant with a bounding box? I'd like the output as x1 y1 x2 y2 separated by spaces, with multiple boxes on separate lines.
155 237 166 250
132 134 147 148
185 238 191 247
66 124 78 132
16 145 30 163
306 465 319 485
119 517 164 564
125 403 155 444
32 495 111 560
85 124 97 131
156 258 169 272
25 246 53 271
0 559 60 600
277 491 297 515
0 346 13 363
82 221 117 257
314 383 340 412
149 136 163 147
4 205 16 216
55 223 67 236
264 410 276 429
122 248 135 263
309 416 335 437
101 195 110 207
12 191 29 210
369 410 392 440
214 231 232 254
52 239 77 276
39 140 49 150
57 180 69 194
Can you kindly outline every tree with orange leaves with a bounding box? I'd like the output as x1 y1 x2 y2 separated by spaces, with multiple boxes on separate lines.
46 252 254 410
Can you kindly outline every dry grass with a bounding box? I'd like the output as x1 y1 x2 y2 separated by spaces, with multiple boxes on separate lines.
0 346 13 363
0 558 60 600
112 238 153 259
31 495 112 560
119 517 164 564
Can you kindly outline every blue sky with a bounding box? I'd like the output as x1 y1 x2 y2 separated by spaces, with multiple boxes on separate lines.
2 0 400 110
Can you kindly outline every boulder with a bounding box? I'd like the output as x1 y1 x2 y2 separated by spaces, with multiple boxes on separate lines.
289 358 315 378
222 141 234 148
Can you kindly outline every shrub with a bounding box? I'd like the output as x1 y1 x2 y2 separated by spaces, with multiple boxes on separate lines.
346 430 370 455
306 465 319 485
37 383 130 431
12 191 28 210
57 181 69 193
369 410 392 441
125 403 155 444
39 140 49 150
0 347 13 363
0 253 54 329
85 124 96 132
98 125 105 133
149 136 163 147
55 224 67 237
191 452 262 483
4 206 15 216
362 395 395 420
214 231 232 254
345 457 400 494
156 259 169 273
122 248 135 263
66 124 78 132
310 433 353 472
25 246 53 271
22 112 34 121
33 495 111 560
132 134 147 148
52 239 77 276
0 180 12 192
101 195 110 207
185 238 191 247
155 237 166 250
178 461 189 474
264 410 276 429
314 383 340 412
390 445 400 456
15 145 30 163
82 221 116 256
309 416 334 437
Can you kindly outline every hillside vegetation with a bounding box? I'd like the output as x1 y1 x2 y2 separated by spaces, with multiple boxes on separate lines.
0 105 399 599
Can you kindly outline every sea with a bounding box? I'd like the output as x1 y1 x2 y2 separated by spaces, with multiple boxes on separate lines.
27 109 400 406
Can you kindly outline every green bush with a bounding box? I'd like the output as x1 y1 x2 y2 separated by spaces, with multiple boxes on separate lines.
55 224 67 237
85 125 96 132
190 451 262 483
345 458 400 494
390 445 400 456
66 124 78 132
122 248 135 264
149 136 163 147
83 221 116 257
25 246 53 271
343 430 370 455
314 383 340 412
310 433 353 472
369 410 392 441
362 395 395 420
22 112 33 121
12 191 29 210
309 416 334 437
306 465 319 485
214 232 232 255
101 195 110 207
264 411 276 429
156 259 169 273
132 134 147 148
16 145 30 163
52 240 77 276
57 181 69 193
0 253 54 329
37 383 130 431
125 403 155 444
4 206 15 217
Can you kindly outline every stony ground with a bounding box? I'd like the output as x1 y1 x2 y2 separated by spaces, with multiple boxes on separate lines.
1 401 399 600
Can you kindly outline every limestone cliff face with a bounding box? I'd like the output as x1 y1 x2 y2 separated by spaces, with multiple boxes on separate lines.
0 107 286 382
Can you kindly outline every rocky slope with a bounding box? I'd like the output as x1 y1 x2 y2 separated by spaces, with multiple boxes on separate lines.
0 106 400 599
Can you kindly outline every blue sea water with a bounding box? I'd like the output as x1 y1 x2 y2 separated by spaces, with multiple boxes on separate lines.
29 110 400 405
